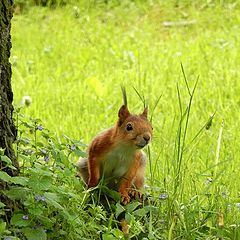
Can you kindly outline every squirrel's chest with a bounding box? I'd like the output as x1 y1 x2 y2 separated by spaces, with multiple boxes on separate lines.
101 146 135 179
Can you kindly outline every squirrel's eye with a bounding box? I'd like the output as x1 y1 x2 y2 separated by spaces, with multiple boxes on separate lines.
126 123 133 131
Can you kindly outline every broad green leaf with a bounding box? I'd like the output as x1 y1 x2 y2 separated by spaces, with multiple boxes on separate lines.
59 150 68 166
0 155 17 169
102 233 116 240
125 212 132 223
0 155 12 164
144 205 159 214
28 175 52 191
11 176 28 186
0 202 5 208
133 208 148 217
22 227 47 240
115 203 125 218
29 207 43 216
44 192 61 202
0 171 11 182
100 186 120 202
44 192 64 210
11 213 30 227
4 187 30 200
125 201 141 213
112 228 125 238
0 221 6 234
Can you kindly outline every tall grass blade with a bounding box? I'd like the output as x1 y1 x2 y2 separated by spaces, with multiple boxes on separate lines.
214 120 224 177
132 86 146 107
180 62 191 96
150 94 162 123
173 65 199 199
121 85 128 106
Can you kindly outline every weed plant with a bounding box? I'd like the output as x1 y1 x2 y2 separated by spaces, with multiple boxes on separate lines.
1 0 240 239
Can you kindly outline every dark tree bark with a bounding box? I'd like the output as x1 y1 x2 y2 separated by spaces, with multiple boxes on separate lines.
0 0 18 177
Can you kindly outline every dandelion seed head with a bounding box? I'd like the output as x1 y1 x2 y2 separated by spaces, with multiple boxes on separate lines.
21 96 32 107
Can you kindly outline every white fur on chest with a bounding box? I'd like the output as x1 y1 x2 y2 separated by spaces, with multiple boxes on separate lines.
101 144 135 179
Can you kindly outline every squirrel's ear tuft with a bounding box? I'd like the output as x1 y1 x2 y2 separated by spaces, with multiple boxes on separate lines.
118 105 130 126
141 107 148 118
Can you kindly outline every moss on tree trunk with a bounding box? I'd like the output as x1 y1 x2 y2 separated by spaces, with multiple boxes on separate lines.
0 0 19 177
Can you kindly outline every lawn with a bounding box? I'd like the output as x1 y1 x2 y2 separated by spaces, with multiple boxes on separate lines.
5 0 240 239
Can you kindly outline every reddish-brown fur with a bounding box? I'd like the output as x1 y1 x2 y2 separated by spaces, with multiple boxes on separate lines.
76 91 152 204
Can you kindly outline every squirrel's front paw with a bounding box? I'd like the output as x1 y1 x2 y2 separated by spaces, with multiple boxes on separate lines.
129 189 143 200
121 194 131 205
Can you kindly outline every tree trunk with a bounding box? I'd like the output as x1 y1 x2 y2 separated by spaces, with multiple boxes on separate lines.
0 0 18 177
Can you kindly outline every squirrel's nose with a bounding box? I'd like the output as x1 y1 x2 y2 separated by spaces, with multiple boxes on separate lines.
143 134 151 143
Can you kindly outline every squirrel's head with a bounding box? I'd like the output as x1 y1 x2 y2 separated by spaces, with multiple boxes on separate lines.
116 87 153 149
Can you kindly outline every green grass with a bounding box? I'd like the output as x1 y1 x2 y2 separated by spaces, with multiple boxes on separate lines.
6 0 240 238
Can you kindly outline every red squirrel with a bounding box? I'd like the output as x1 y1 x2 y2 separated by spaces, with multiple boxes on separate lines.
76 87 153 204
